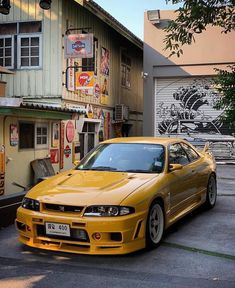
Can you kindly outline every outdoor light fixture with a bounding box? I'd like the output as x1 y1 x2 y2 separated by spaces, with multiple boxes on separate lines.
0 0 11 15
147 10 161 26
39 0 52 10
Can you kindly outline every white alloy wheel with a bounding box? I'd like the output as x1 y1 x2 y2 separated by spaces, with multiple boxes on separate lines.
206 175 217 208
146 202 164 248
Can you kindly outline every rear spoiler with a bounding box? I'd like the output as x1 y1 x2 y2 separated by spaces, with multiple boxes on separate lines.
202 142 210 154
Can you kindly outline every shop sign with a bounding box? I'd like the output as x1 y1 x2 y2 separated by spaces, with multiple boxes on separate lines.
10 124 18 146
64 145 71 158
75 71 94 90
64 34 93 59
66 121 75 143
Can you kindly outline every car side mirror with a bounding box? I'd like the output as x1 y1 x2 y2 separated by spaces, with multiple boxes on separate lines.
169 163 183 172
73 160 80 166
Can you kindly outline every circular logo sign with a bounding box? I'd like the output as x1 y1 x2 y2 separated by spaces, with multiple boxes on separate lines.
64 145 71 158
78 73 91 86
66 121 75 143
72 41 85 52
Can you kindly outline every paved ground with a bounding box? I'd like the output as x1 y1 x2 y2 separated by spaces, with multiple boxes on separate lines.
0 164 234 288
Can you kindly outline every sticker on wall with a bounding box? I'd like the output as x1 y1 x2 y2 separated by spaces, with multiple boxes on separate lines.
75 72 95 90
66 121 75 143
64 145 71 158
100 47 110 76
94 83 100 99
10 124 18 146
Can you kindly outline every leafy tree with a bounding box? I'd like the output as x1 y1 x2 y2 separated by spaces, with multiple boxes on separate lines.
214 66 235 129
164 0 235 128
164 0 235 57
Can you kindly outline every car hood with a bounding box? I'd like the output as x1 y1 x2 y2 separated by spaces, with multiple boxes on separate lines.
27 170 158 206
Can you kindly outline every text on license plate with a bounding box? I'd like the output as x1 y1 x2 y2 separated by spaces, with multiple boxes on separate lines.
45 222 70 237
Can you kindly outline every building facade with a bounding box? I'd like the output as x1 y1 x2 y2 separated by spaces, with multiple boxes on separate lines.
0 0 143 197
143 10 235 144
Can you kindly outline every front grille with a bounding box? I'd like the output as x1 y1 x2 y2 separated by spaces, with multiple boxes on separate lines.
36 225 90 243
44 203 84 213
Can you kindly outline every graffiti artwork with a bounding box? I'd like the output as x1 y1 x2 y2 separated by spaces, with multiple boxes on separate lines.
155 79 235 159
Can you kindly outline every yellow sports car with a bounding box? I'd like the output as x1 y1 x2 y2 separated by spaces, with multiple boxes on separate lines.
16 137 217 255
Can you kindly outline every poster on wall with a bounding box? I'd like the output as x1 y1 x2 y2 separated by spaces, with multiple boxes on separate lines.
100 76 109 105
100 47 110 76
75 71 95 90
50 149 59 164
60 122 65 170
10 124 18 146
51 122 60 148
64 33 93 59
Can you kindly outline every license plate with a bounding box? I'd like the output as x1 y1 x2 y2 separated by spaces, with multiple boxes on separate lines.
45 222 70 237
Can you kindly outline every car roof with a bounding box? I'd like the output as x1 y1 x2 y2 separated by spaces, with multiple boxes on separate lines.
102 137 183 145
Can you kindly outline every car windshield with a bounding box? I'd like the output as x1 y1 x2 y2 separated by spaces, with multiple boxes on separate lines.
76 143 165 173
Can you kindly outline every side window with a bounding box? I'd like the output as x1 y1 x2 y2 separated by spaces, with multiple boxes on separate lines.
169 143 189 166
181 143 200 162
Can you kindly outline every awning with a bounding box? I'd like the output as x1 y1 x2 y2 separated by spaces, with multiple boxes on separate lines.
0 66 14 75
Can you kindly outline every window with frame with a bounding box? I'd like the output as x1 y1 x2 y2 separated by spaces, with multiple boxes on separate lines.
181 143 200 162
169 143 190 166
121 53 131 88
82 38 98 75
19 122 48 150
0 21 42 69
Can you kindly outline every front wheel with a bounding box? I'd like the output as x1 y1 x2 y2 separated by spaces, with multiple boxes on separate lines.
146 201 164 249
205 174 217 209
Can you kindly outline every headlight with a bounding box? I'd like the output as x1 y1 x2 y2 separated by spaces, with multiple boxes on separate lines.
83 206 135 217
22 197 40 212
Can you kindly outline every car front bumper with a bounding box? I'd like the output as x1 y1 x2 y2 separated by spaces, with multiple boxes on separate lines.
15 207 147 255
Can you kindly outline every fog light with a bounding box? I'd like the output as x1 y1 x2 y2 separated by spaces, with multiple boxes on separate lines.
92 232 101 240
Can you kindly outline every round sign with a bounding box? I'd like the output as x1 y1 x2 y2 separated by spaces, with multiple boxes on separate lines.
64 145 71 158
78 73 90 86
66 121 75 143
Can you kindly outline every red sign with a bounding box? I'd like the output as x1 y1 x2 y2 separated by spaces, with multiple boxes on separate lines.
66 121 75 143
64 145 71 158
50 149 59 164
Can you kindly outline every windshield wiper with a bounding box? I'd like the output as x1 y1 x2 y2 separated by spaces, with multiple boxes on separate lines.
89 166 117 171
124 169 151 173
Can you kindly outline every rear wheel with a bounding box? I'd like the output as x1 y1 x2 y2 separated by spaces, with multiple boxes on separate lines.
205 174 217 209
146 201 164 249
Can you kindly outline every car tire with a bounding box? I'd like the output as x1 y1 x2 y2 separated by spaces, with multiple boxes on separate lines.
146 200 165 249
205 174 217 209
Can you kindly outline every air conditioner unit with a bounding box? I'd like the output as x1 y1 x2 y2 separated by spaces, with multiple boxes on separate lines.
115 104 129 121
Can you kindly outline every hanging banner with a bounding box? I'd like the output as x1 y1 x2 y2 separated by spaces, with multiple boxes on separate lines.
0 145 5 195
75 71 95 90
64 34 93 58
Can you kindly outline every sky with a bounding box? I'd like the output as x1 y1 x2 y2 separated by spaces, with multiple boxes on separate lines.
94 0 181 40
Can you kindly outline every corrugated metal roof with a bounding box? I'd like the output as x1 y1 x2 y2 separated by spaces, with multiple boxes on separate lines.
20 102 86 114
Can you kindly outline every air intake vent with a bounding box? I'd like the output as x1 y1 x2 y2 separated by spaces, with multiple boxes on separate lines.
115 104 129 121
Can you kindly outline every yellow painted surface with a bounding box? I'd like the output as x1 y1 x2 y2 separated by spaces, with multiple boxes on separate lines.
16 137 216 254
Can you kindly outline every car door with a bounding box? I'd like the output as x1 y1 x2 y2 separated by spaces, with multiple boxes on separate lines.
181 142 208 198
167 143 195 217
